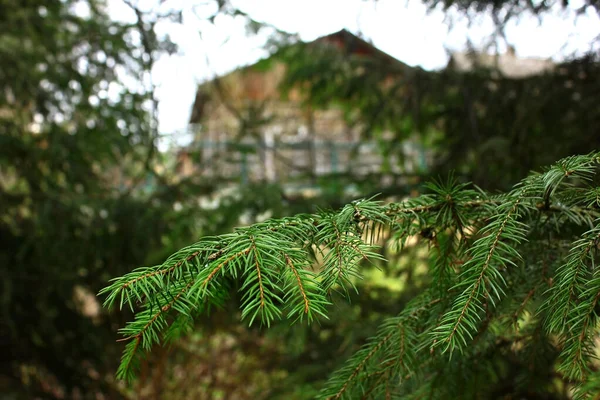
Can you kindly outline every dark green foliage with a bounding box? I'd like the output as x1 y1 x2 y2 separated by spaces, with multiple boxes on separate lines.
1 0 153 395
0 1 272 396
104 151 600 398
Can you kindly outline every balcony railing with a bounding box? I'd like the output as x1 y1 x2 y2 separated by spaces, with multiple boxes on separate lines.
173 136 430 187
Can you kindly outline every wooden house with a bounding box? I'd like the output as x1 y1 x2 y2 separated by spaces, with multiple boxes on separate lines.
180 30 426 185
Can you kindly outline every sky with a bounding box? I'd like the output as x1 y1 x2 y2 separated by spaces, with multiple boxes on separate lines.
106 0 600 137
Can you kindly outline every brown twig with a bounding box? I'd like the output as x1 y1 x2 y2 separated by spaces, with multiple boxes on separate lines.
285 254 309 314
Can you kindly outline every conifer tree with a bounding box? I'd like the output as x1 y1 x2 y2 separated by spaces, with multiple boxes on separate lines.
102 151 600 398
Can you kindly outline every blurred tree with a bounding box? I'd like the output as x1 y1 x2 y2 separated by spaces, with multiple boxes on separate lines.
0 0 163 396
0 0 280 398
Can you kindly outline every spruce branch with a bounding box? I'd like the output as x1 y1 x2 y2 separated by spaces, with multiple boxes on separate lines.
431 186 530 354
101 199 392 380
543 223 600 336
114 278 199 380
543 221 600 381
100 151 600 394
318 295 440 399
284 254 309 314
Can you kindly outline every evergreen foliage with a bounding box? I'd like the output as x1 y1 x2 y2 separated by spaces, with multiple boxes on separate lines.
103 151 600 398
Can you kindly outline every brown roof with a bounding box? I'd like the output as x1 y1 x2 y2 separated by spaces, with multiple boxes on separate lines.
314 29 409 66
189 30 412 124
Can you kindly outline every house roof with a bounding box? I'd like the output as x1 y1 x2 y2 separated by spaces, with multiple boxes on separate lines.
188 30 411 124
312 29 408 66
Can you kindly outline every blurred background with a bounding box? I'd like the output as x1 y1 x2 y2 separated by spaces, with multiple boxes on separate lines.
1 0 599 398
